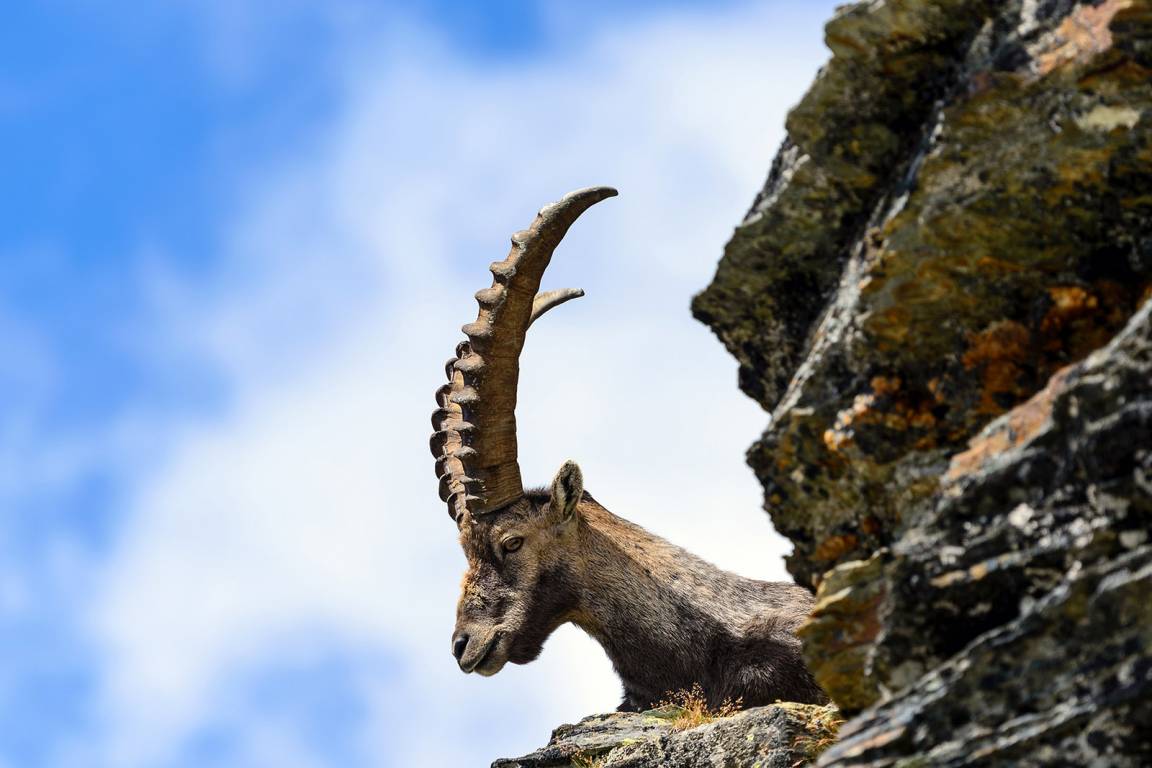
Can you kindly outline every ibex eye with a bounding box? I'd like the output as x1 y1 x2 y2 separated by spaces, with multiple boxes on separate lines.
502 536 523 553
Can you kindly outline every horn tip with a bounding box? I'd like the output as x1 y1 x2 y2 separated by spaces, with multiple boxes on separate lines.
565 185 618 201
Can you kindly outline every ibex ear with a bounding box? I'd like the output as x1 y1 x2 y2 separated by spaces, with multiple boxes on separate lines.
549 460 584 524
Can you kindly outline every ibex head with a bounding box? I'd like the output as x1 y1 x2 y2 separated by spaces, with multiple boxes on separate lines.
429 187 616 676
452 460 585 674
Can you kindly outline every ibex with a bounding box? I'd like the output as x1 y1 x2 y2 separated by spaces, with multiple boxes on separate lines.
430 187 827 711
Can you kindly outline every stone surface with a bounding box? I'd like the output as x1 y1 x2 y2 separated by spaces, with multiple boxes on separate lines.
689 0 1152 763
493 704 841 768
693 0 999 410
796 552 889 713
695 0 1152 589
821 297 1152 765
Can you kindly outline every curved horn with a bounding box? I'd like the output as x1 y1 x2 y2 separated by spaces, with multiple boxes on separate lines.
530 288 585 326
431 186 617 521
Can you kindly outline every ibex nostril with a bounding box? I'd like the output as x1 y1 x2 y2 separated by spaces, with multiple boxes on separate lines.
452 633 469 661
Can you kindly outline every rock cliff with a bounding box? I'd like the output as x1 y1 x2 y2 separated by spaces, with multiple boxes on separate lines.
496 0 1151 765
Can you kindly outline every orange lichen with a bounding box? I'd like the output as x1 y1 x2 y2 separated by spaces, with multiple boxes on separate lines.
945 365 1075 483
870 375 902 396
962 320 1033 415
814 534 860 564
962 320 1031 367
1034 0 1128 77
1048 284 1097 313
823 427 852 453
1041 285 1099 347
824 393 876 452
1040 281 1135 362
927 377 948 404
824 375 941 456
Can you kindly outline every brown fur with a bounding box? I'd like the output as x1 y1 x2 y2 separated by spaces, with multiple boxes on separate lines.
452 462 828 711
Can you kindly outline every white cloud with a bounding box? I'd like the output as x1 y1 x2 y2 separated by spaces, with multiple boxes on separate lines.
89 3 835 765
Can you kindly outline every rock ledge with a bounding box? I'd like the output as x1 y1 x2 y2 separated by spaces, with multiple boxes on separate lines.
493 703 841 768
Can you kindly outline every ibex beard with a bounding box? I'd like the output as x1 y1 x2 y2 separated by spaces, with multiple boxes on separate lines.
431 187 828 711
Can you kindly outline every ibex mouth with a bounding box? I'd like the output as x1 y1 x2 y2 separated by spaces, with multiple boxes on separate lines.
461 632 503 674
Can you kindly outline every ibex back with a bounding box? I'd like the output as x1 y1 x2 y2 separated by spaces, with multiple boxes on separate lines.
430 187 827 711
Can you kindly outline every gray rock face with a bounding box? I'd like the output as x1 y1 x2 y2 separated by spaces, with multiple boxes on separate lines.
495 1 1151 765
690 0 1152 765
695 0 1152 589
493 704 841 768
821 298 1152 766
693 0 999 411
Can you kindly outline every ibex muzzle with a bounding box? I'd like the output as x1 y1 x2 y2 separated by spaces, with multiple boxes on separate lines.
431 188 827 710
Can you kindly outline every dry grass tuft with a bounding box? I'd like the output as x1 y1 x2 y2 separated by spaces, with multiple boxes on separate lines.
570 751 606 768
656 683 743 730
785 702 845 767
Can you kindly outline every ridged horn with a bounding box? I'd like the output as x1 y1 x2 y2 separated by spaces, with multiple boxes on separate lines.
430 186 617 521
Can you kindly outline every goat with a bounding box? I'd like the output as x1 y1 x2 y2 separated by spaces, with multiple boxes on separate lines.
430 187 827 711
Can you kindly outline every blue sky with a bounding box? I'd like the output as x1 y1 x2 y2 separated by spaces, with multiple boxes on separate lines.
1 1 838 765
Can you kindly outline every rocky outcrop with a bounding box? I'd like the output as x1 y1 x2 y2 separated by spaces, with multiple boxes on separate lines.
691 0 1152 765
493 704 841 768
695 0 1152 588
822 298 1152 765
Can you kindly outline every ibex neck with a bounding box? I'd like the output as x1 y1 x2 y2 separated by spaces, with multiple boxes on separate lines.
568 502 761 701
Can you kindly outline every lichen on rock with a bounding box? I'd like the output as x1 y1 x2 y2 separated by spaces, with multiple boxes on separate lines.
688 0 1152 762
689 0 1152 763
697 0 1152 593
821 298 1152 764
492 703 842 768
